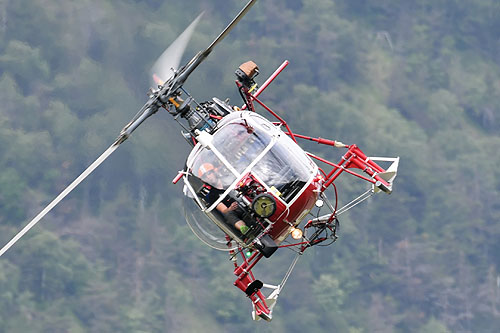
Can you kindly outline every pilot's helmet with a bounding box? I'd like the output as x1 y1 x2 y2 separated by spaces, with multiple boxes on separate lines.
198 162 216 178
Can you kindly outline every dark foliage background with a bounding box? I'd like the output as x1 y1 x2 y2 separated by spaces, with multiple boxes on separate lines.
1 0 500 332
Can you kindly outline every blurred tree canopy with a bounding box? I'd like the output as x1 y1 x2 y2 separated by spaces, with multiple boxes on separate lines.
1 0 500 331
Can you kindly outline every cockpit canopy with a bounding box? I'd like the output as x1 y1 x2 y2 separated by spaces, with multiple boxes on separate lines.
183 111 317 250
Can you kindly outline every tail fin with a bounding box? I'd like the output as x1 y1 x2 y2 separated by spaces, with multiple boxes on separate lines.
369 157 400 193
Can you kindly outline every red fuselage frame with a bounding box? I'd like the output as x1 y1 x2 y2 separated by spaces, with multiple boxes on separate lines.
226 60 393 320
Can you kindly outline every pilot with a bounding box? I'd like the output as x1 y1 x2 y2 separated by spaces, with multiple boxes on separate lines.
198 162 249 235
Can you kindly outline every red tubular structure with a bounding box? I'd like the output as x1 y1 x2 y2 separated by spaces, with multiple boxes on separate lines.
241 60 289 110
232 251 272 318
252 96 298 143
226 235 272 319
322 145 391 192
282 131 392 191
226 61 396 320
285 132 346 148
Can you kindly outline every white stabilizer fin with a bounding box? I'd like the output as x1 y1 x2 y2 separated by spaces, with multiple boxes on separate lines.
252 284 281 321
252 309 261 321
266 287 280 313
370 157 400 193
382 156 399 183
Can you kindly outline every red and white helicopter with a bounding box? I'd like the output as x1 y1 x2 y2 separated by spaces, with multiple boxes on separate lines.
0 0 399 322
174 57 399 320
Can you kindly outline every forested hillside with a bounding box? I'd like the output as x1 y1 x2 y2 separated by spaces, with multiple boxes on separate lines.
1 0 500 332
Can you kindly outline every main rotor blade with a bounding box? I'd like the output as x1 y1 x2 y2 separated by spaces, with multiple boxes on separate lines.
0 0 261 258
172 0 258 90
0 141 121 257
204 0 258 55
150 12 203 86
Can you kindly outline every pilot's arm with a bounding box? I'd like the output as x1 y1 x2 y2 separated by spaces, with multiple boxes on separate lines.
216 201 238 214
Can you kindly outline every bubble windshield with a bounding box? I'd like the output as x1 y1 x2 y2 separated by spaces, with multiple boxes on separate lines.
183 112 317 250
252 131 315 203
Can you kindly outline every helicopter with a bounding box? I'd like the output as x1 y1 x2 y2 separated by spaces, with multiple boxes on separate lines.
0 0 399 322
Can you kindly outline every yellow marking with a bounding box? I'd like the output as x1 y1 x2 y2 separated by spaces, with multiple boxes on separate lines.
249 83 258 93
270 186 282 197
169 97 180 108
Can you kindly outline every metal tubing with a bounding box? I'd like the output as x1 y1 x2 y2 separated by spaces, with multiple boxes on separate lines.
284 132 342 147
235 253 264 282
252 96 298 143
306 152 377 186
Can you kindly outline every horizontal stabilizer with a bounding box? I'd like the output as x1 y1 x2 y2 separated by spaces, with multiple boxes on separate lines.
370 156 400 193
252 284 281 321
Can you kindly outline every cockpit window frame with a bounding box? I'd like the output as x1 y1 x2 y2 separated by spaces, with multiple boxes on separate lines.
186 112 317 208
182 111 319 248
187 116 280 213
